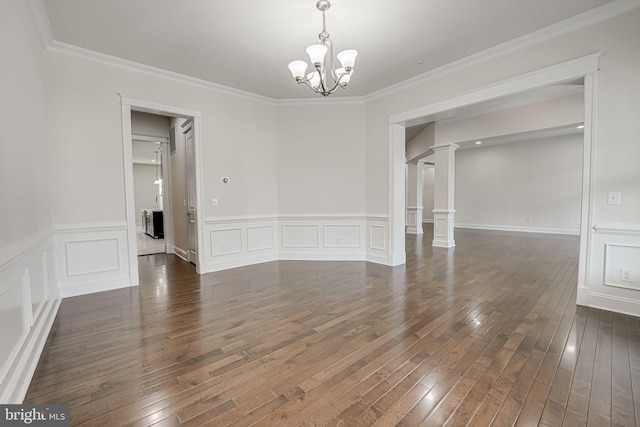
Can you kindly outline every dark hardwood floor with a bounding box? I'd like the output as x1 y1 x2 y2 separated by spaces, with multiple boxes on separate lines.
25 227 640 426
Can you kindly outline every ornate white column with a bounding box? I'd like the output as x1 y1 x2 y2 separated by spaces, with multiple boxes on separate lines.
406 161 423 234
432 144 459 248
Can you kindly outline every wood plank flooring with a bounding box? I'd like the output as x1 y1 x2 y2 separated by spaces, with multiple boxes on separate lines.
24 227 640 426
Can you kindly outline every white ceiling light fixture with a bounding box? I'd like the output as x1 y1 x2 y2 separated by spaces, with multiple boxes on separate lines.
288 0 357 97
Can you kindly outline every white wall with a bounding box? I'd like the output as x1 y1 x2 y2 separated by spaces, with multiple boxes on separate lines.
0 1 59 404
422 167 435 222
45 52 279 227
133 164 159 226
275 103 366 215
271 103 369 263
367 8 640 315
0 2 52 248
422 134 583 233
406 123 435 162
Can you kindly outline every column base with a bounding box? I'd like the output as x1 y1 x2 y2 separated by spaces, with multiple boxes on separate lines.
432 209 455 248
406 207 423 234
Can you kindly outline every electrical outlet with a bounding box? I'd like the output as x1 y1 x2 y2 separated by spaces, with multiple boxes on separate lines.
212 198 218 206
621 268 635 283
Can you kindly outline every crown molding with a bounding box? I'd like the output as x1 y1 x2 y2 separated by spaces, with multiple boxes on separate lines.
47 41 278 106
46 38 365 107
365 0 640 102
27 0 53 48
32 0 639 105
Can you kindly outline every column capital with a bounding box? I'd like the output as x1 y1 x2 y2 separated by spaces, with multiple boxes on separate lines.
431 143 460 152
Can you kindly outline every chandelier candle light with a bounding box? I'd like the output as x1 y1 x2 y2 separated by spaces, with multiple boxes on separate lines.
288 0 357 96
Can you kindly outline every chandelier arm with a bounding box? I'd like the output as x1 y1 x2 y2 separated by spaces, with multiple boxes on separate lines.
296 75 345 96
296 77 318 91
316 64 329 94
318 74 348 96
334 70 351 85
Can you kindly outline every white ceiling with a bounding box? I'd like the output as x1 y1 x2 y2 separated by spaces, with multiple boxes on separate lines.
41 0 615 99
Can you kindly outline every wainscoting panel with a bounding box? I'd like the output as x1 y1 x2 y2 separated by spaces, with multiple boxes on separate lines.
582 223 640 317
282 224 320 248
604 243 640 291
55 223 131 297
28 254 50 326
366 216 390 264
407 211 417 227
203 215 393 271
0 273 29 385
0 229 59 403
324 224 360 248
279 216 366 261
247 226 275 252
65 238 120 276
210 228 243 256
203 216 278 273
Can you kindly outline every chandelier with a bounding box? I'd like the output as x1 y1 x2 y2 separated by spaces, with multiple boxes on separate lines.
288 0 357 97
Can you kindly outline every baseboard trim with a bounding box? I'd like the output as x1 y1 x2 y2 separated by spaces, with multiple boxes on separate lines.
172 246 189 262
58 278 133 298
204 253 278 273
366 251 392 265
279 251 366 262
454 223 580 235
586 292 640 318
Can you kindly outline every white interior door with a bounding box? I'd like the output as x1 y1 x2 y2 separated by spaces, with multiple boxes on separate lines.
184 123 197 265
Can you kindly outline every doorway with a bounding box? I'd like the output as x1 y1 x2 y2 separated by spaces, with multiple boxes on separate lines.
387 55 598 297
121 96 204 286
130 113 170 257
